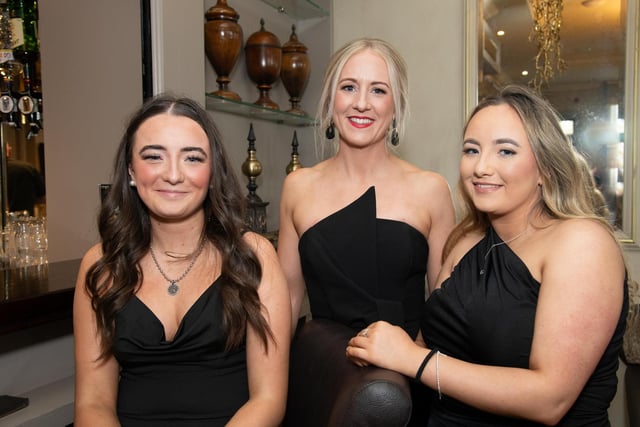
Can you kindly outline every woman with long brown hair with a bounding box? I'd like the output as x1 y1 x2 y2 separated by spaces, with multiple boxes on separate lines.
73 95 290 426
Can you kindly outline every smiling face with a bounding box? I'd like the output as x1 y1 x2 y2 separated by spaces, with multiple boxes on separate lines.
128 113 212 222
461 104 542 220
332 49 395 148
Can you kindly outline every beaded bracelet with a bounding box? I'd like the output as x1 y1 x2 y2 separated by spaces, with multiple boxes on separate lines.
414 348 437 382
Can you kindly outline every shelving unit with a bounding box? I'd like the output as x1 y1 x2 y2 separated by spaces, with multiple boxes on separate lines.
205 93 317 127
260 0 328 20
204 0 326 127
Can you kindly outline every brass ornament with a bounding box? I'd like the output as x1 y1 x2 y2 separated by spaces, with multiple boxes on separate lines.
286 131 303 174
241 123 269 233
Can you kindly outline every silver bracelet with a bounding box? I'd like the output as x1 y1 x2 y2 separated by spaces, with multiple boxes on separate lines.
436 350 442 400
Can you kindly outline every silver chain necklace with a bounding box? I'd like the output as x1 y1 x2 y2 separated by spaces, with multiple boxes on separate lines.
479 227 528 276
149 240 206 296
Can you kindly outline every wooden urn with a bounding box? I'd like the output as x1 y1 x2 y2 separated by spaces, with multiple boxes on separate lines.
204 0 243 101
281 25 310 115
244 19 281 109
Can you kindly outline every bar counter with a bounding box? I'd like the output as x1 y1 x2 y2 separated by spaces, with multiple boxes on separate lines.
0 259 80 336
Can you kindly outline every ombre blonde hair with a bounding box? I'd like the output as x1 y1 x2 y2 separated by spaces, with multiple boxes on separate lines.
444 84 616 259
316 37 409 155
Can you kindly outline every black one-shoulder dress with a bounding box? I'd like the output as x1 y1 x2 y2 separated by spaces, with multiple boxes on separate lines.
421 227 628 426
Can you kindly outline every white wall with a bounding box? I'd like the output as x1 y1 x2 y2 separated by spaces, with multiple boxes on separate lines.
40 0 143 263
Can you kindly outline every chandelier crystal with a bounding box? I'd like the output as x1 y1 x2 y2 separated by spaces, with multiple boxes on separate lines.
528 0 566 91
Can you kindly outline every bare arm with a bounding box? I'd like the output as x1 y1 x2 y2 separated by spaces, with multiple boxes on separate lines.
423 174 456 293
277 173 307 335
227 233 291 427
348 220 624 425
73 245 121 427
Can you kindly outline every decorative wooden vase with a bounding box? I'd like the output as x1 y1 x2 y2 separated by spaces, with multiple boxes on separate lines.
281 25 310 115
244 19 281 109
204 0 243 101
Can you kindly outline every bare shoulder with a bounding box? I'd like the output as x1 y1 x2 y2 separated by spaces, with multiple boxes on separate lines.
537 218 624 284
282 161 327 193
397 159 451 195
243 231 278 261
78 243 103 277
545 218 620 256
242 232 287 300
74 243 104 299
406 166 454 217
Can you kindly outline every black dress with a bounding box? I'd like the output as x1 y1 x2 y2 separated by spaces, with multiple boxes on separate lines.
113 277 248 426
299 186 433 425
421 227 628 427
298 186 429 338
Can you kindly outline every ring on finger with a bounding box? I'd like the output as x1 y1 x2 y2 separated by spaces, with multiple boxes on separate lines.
360 328 369 337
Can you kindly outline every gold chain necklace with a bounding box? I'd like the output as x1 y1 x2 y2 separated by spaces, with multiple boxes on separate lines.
149 240 206 296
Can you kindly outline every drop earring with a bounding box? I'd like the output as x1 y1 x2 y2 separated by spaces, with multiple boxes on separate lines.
391 118 399 146
325 120 335 140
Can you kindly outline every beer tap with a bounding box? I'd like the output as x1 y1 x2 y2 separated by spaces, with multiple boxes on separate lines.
0 69 19 128
17 57 40 137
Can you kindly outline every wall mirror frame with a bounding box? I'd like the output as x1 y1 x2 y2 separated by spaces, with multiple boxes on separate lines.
464 0 640 248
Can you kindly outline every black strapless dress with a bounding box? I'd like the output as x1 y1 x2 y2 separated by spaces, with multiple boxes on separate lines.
298 186 429 338
298 186 434 426
421 227 628 426
113 277 248 426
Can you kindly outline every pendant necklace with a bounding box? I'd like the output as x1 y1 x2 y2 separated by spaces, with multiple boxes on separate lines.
149 240 206 296
479 227 528 276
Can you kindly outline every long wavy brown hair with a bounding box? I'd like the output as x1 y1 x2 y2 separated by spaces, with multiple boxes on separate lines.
444 84 616 260
86 95 273 358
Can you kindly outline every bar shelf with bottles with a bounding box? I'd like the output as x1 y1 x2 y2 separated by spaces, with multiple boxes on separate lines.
0 0 42 138
0 0 46 268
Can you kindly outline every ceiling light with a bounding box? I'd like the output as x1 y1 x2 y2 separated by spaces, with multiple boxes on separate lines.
496 30 505 36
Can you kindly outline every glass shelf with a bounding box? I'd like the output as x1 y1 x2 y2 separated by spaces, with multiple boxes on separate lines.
260 0 328 20
205 93 317 127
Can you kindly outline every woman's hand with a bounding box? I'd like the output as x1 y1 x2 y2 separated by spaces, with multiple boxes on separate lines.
346 321 418 373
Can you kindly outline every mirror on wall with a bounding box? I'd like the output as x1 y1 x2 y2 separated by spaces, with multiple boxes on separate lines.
465 0 639 245
1 125 45 217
